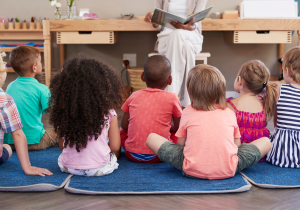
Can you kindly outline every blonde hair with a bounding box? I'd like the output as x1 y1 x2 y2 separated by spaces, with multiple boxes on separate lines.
187 64 226 111
238 60 276 120
282 46 300 83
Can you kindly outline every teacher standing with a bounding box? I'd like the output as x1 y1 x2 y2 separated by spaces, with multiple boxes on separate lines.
145 0 208 107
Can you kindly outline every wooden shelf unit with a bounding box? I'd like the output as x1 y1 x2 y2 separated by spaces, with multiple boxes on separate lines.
0 47 44 52
0 29 44 74
6 67 15 73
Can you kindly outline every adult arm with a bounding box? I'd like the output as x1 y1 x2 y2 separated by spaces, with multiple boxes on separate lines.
12 129 53 176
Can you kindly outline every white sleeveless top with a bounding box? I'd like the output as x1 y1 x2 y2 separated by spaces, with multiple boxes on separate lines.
159 0 189 36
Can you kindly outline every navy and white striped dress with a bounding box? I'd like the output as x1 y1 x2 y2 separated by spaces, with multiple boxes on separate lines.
266 84 300 168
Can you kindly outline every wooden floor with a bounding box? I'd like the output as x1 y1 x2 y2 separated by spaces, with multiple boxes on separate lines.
1 109 299 210
0 186 300 210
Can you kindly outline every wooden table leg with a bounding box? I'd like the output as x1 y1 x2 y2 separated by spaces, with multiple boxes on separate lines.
43 20 51 87
278 43 285 79
298 30 300 46
59 44 65 68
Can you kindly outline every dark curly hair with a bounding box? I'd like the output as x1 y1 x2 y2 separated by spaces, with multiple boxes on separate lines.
49 54 123 152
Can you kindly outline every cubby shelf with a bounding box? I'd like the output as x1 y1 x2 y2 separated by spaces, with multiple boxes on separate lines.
0 47 44 52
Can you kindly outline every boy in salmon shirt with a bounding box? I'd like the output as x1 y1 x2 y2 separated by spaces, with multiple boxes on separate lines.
121 55 182 163
146 65 271 180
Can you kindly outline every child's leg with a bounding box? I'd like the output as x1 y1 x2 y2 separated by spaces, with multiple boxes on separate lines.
147 133 184 171
235 137 271 173
249 137 272 157
28 128 59 151
0 144 12 165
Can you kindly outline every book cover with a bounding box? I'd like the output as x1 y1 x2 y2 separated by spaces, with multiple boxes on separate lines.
151 6 213 28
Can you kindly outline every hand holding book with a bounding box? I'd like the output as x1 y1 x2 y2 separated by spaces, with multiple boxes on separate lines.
144 12 159 29
169 18 196 31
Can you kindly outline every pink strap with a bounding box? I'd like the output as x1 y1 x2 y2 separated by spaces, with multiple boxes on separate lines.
227 97 237 111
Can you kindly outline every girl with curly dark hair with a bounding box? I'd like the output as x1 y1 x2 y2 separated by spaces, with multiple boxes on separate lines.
50 54 122 176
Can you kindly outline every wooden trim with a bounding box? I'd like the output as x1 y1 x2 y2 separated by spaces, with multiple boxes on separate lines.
43 20 51 87
0 31 44 40
45 19 300 32
0 47 44 52
59 44 65 69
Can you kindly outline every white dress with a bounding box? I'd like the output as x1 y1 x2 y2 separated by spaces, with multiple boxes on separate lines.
157 0 203 107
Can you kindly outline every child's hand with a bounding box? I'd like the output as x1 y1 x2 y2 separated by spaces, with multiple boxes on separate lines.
24 166 53 177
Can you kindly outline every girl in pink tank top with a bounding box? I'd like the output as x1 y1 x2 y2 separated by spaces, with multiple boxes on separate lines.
227 60 277 161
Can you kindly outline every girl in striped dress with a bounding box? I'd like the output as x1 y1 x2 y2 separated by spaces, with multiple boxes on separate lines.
267 47 300 168
227 60 277 161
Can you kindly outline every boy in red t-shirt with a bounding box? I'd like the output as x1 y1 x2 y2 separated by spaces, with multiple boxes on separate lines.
121 55 182 163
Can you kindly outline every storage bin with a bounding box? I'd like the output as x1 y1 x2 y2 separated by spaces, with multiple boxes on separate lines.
126 68 147 92
224 31 292 44
57 31 119 44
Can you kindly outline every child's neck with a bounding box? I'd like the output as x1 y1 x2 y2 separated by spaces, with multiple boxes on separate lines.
289 81 300 89
21 73 36 79
239 88 257 97
148 85 168 91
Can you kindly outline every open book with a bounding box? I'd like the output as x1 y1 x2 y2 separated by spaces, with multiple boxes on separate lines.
151 6 213 29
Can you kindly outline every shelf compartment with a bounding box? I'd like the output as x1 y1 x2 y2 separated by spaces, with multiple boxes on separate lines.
0 47 44 52
57 31 119 44
224 31 292 44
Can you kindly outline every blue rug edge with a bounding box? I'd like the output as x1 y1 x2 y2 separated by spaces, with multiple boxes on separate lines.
64 176 252 195
0 175 73 192
240 172 300 189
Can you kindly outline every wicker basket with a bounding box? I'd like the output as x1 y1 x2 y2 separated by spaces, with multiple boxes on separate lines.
126 68 147 92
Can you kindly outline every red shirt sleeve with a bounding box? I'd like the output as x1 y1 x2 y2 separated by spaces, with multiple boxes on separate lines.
172 94 182 118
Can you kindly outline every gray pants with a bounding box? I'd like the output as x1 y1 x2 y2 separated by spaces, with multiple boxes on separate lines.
157 141 261 179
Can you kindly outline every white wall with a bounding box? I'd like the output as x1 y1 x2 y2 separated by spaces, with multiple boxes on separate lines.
1 0 298 90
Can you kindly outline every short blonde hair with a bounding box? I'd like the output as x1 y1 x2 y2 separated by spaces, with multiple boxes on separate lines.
187 64 226 111
282 46 300 83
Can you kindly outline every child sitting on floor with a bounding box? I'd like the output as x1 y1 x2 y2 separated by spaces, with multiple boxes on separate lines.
50 55 122 176
267 47 300 168
146 64 271 180
121 55 182 163
4 46 58 150
227 60 276 161
0 52 52 176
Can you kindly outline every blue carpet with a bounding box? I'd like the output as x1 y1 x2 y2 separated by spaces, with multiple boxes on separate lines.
0 147 71 191
65 153 251 195
241 162 300 188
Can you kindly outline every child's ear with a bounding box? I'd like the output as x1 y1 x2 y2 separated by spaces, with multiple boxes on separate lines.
285 67 290 76
238 76 243 86
167 75 172 85
141 72 145 82
32 64 37 73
